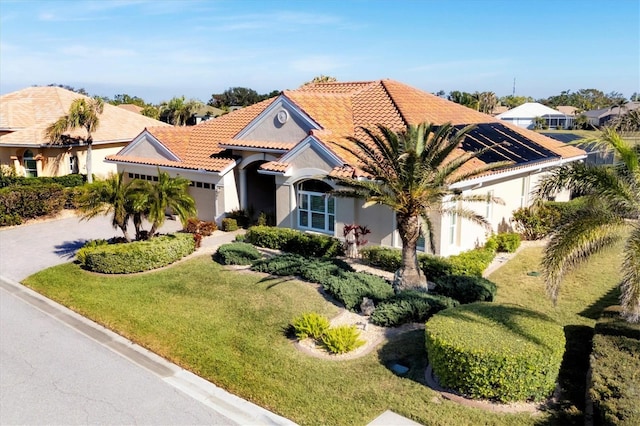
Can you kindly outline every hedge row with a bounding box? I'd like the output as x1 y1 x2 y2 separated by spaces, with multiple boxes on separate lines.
245 225 344 258
0 173 86 189
589 306 640 425
425 303 565 403
0 184 70 226
78 233 196 273
359 245 496 279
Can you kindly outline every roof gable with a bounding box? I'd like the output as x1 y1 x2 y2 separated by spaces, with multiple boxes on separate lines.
497 102 564 119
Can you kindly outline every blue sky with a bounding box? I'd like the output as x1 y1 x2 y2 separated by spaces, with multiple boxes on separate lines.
1 0 638 104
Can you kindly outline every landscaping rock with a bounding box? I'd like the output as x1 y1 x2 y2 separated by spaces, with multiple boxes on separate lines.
360 297 375 315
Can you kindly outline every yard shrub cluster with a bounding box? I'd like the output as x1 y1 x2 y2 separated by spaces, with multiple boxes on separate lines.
77 233 196 273
221 217 239 232
245 225 344 257
184 217 217 235
360 245 496 279
251 253 392 311
432 275 497 304
0 173 86 189
370 290 459 327
512 198 588 240
0 183 68 226
485 232 521 253
425 303 566 403
291 313 364 354
589 306 640 425
214 242 262 265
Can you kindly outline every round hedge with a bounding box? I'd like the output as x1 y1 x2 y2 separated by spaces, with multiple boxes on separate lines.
215 242 262 265
79 233 196 274
425 302 565 403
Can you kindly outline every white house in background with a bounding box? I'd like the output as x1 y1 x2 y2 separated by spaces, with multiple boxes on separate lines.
497 102 573 130
108 80 586 256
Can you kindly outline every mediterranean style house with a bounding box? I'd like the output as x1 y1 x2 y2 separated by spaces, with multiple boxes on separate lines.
0 86 168 179
108 80 586 256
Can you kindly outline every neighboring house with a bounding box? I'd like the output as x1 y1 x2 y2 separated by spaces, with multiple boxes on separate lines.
108 80 585 256
0 86 169 178
496 102 573 130
117 104 144 114
191 105 225 125
583 102 640 128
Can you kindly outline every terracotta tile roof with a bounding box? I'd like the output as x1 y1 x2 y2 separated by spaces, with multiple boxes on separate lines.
219 139 295 151
108 98 276 172
0 86 168 146
259 161 291 173
117 104 143 114
108 79 585 177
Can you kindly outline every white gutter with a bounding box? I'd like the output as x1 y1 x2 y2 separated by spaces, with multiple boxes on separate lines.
449 154 587 190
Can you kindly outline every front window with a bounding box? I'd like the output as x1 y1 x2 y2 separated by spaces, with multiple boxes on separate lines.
23 150 37 177
297 180 335 234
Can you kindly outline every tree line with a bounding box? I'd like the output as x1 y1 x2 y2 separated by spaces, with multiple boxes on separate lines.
46 81 640 128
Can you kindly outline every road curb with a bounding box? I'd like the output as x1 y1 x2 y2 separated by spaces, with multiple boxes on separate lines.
0 276 297 426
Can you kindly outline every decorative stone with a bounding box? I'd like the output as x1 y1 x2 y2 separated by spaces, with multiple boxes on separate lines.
360 297 375 316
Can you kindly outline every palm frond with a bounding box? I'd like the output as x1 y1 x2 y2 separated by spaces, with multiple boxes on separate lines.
620 223 640 322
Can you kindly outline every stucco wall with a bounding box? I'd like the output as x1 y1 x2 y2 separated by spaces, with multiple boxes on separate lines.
239 104 310 143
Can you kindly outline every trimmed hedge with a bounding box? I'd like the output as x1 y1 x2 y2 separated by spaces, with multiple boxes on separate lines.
0 174 86 189
78 233 196 273
214 242 262 265
433 275 497 304
245 225 344 258
370 290 459 327
0 183 67 225
425 303 565 402
589 306 640 425
359 245 495 279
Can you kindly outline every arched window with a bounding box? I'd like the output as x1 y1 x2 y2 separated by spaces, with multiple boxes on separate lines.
23 150 37 177
297 180 335 234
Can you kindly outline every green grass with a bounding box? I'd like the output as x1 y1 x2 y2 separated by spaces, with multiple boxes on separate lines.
22 240 624 425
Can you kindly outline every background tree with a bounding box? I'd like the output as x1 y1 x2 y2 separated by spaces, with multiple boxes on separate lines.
159 96 204 126
447 91 477 109
108 93 147 107
534 128 640 323
499 95 535 109
301 75 337 87
47 83 89 96
329 123 506 291
478 91 498 114
45 97 104 183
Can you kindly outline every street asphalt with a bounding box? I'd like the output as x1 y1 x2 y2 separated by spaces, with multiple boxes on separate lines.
0 213 295 425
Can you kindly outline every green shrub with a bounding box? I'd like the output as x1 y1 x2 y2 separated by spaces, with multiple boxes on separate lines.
76 239 108 265
321 271 394 311
419 255 455 281
0 183 67 224
79 233 196 273
250 253 307 276
226 208 251 228
215 242 262 265
494 232 521 253
447 248 496 277
1 174 86 189
512 198 588 240
245 225 343 257
292 312 330 340
370 290 459 327
221 218 238 232
433 275 497 304
425 303 565 403
589 307 640 425
321 325 365 354
299 258 354 283
359 246 402 272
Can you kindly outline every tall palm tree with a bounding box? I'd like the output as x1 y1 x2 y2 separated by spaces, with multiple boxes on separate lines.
329 122 507 291
534 128 640 323
139 170 197 237
45 97 104 183
159 96 203 126
77 172 144 241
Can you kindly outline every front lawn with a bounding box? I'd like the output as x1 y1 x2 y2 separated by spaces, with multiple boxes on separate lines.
23 241 623 425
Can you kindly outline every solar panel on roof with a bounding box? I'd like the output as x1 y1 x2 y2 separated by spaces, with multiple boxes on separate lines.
541 132 583 143
453 123 560 165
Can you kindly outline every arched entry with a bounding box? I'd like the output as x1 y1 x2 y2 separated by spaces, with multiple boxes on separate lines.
244 161 276 222
296 179 335 234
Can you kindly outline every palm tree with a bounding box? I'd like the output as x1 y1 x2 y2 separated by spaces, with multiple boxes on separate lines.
159 96 204 126
77 172 144 241
45 97 104 183
534 128 640 323
139 170 197 237
329 122 507 291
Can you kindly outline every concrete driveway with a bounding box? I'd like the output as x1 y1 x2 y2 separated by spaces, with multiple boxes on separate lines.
0 213 294 425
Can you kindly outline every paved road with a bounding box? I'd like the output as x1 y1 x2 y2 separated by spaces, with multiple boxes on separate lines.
0 214 294 425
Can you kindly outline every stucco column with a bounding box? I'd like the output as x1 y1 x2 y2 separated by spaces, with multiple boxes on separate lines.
35 154 44 177
238 169 247 210
10 156 20 173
